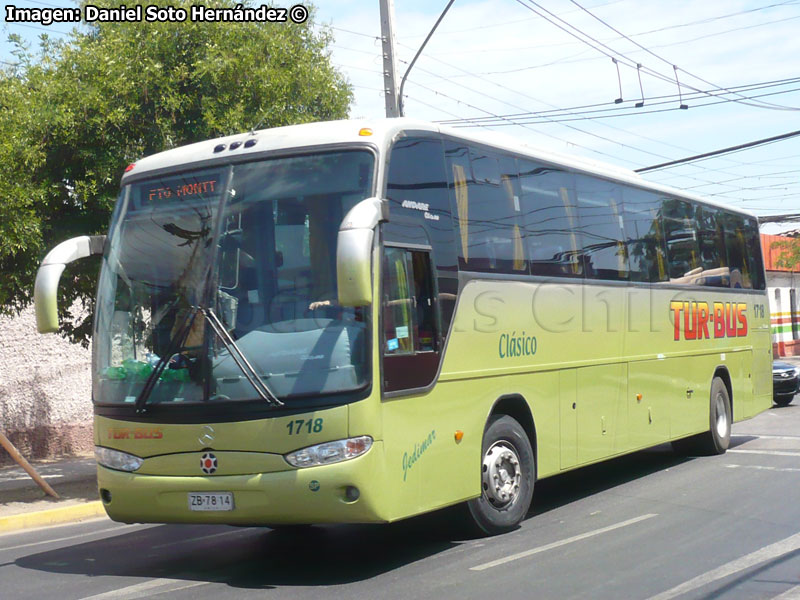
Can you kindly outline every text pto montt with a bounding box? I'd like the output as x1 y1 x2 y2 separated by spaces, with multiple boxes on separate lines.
4 4 310 26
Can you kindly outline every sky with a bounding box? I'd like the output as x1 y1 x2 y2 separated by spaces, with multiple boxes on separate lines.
3 0 800 232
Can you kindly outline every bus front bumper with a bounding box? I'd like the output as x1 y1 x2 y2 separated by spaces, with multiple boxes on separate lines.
97 443 387 525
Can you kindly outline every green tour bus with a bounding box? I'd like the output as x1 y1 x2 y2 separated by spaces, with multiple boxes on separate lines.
34 118 772 535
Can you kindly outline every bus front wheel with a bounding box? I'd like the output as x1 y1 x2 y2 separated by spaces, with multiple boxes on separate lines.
466 415 535 536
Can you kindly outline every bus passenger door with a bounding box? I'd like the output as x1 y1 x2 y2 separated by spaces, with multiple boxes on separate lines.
380 244 448 516
382 245 440 393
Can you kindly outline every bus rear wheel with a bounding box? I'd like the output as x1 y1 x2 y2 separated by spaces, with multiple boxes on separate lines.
466 415 534 536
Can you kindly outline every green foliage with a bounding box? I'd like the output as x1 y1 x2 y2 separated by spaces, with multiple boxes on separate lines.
0 1 352 344
771 238 800 271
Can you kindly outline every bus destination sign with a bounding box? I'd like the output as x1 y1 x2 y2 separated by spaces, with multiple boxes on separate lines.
135 174 222 209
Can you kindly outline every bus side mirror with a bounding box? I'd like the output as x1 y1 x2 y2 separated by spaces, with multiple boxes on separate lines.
34 235 106 333
337 197 389 307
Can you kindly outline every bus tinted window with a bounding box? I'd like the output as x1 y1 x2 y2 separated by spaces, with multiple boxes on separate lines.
386 136 458 333
575 175 628 281
500 156 528 273
744 217 766 290
444 143 526 273
724 212 753 289
623 188 668 282
663 198 701 284
696 206 729 287
519 160 583 278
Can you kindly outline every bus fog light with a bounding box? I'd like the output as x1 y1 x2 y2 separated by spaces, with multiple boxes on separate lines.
100 488 112 503
285 436 373 468
95 446 143 472
345 486 360 502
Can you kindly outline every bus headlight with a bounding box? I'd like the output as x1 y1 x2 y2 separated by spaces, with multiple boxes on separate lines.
284 436 373 468
95 446 144 472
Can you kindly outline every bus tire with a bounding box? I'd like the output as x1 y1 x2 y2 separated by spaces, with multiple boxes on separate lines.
673 377 731 456
466 414 535 536
703 376 732 454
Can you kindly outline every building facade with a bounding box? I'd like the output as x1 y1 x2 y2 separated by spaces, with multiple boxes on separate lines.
762 233 800 357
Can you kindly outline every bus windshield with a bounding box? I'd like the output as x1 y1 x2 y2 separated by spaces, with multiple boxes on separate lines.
92 150 374 407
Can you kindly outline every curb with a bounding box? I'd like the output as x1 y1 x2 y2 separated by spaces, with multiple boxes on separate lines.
0 502 107 534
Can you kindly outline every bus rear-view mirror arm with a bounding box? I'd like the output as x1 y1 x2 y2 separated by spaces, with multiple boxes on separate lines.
34 235 106 333
337 197 389 307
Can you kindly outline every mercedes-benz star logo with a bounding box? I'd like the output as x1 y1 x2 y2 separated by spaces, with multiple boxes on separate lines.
198 425 215 447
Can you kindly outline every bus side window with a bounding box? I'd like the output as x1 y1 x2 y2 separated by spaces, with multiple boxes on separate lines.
575 174 628 281
518 160 583 278
663 198 701 283
696 206 729 288
382 247 440 392
744 217 766 290
623 189 668 283
723 212 753 289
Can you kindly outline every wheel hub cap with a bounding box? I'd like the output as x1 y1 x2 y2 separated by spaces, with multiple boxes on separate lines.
482 442 521 507
715 392 728 438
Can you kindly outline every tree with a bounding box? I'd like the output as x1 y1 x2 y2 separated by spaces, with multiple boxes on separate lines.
771 236 800 271
0 0 352 344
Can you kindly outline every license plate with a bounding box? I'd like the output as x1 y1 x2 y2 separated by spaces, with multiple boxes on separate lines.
188 492 234 511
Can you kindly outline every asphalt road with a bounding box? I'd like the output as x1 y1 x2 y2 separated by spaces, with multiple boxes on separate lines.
2 401 800 600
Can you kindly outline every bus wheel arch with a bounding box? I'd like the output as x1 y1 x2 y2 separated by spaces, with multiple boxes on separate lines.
464 395 536 536
673 371 732 456
489 394 537 470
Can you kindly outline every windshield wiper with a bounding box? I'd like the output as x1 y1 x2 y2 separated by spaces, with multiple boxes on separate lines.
201 307 283 407
134 307 199 414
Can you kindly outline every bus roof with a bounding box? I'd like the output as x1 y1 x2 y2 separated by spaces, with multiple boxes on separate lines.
121 117 756 219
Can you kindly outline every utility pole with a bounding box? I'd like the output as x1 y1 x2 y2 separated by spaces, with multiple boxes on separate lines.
379 0 401 118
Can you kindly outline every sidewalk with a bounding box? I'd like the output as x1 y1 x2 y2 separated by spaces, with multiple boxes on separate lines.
0 454 106 533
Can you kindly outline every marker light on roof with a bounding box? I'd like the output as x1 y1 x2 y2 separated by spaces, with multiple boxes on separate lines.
124 163 136 172
358 128 373 137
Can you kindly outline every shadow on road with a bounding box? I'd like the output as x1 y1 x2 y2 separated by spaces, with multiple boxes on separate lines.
14 514 464 589
530 444 692 516
14 445 706 589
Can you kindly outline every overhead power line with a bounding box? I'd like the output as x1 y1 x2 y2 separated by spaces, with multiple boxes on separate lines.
566 0 800 112
438 77 800 126
511 0 800 112
635 130 800 173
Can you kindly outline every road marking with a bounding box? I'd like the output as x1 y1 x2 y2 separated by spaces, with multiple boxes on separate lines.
726 464 800 473
470 513 657 571
733 434 800 440
0 524 142 553
728 450 800 457
646 531 800 600
77 577 208 600
2 474 65 481
773 584 800 599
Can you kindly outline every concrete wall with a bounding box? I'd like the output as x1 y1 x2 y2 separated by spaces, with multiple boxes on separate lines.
0 307 93 466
